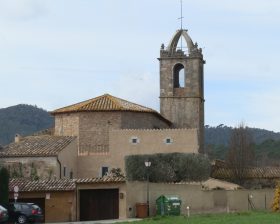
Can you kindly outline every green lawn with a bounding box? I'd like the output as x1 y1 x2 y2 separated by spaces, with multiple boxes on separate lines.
121 212 280 224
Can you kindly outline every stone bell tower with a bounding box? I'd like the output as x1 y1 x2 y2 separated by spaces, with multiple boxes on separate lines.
159 29 205 153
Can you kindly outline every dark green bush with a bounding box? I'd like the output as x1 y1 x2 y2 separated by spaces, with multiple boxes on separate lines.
0 167 9 208
125 153 210 182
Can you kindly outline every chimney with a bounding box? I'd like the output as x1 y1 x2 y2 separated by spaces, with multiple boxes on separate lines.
15 134 22 143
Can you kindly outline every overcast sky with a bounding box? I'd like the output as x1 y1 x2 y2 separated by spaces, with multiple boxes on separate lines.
0 0 279 132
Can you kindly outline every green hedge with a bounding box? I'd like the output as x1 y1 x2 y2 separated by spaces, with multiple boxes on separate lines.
125 153 210 182
0 167 9 208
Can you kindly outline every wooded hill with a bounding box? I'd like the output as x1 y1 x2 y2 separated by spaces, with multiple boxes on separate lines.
0 104 54 146
205 125 280 164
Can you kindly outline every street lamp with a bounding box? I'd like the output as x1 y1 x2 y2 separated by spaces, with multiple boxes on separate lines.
145 161 151 217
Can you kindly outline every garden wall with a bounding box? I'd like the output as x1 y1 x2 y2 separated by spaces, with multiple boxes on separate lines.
126 182 274 217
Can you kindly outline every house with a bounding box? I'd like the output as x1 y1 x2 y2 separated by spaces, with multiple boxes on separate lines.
0 135 77 179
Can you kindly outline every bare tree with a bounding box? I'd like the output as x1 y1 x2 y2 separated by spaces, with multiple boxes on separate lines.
226 123 254 185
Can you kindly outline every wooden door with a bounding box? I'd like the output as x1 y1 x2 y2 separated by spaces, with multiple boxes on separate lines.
80 189 119 221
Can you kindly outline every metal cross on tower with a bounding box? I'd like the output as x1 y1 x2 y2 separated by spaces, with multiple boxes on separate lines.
178 0 184 50
178 0 184 30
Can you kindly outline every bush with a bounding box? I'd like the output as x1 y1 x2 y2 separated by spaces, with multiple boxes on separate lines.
125 153 210 182
0 167 9 208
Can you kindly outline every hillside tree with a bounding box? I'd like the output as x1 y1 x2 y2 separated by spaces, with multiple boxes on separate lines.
226 123 254 185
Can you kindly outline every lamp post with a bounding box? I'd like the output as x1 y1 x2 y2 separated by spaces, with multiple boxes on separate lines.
145 161 151 217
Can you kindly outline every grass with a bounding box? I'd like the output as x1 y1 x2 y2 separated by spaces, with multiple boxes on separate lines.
120 212 280 224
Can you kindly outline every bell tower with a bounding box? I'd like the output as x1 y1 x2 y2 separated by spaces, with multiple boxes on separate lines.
159 29 205 153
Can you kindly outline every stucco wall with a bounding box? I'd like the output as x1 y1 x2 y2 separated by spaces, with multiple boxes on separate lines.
77 154 112 178
58 138 78 178
126 182 275 216
77 128 198 178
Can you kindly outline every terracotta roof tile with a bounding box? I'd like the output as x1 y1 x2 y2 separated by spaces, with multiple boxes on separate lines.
0 135 76 157
211 167 280 179
9 177 125 192
9 178 76 192
51 94 157 114
75 176 125 184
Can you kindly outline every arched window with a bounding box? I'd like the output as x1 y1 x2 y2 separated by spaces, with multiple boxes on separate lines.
173 63 185 88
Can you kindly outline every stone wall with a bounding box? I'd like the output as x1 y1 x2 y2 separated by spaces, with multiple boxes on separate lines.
159 53 204 153
121 112 170 129
0 157 59 179
54 113 79 136
0 139 77 180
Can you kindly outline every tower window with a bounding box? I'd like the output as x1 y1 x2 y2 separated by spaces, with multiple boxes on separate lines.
173 63 185 88
130 137 140 144
164 138 173 144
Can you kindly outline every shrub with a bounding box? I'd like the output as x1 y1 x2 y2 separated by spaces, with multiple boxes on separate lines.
125 153 210 182
0 167 9 208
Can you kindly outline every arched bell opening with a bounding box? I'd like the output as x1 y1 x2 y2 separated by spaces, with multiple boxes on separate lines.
173 63 185 88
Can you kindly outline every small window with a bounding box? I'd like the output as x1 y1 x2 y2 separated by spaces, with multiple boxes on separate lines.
101 166 109 177
130 137 140 144
63 166 67 177
70 170 73 179
165 138 173 144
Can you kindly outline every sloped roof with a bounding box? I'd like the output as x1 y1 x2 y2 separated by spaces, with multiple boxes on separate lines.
76 176 125 184
52 94 160 115
212 167 280 179
9 177 125 192
9 178 76 192
0 135 76 157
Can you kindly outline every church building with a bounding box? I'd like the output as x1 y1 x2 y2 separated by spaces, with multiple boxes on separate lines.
0 28 209 222
0 29 205 179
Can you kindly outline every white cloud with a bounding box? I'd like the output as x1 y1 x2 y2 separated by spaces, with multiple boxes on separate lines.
0 0 48 20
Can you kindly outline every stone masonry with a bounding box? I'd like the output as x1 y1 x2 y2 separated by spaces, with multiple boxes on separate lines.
159 29 205 152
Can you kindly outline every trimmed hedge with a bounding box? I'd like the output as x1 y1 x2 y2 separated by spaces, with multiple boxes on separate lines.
125 153 210 182
0 167 9 208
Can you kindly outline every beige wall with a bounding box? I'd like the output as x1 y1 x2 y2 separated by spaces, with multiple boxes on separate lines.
77 128 198 178
58 138 78 178
126 182 275 216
